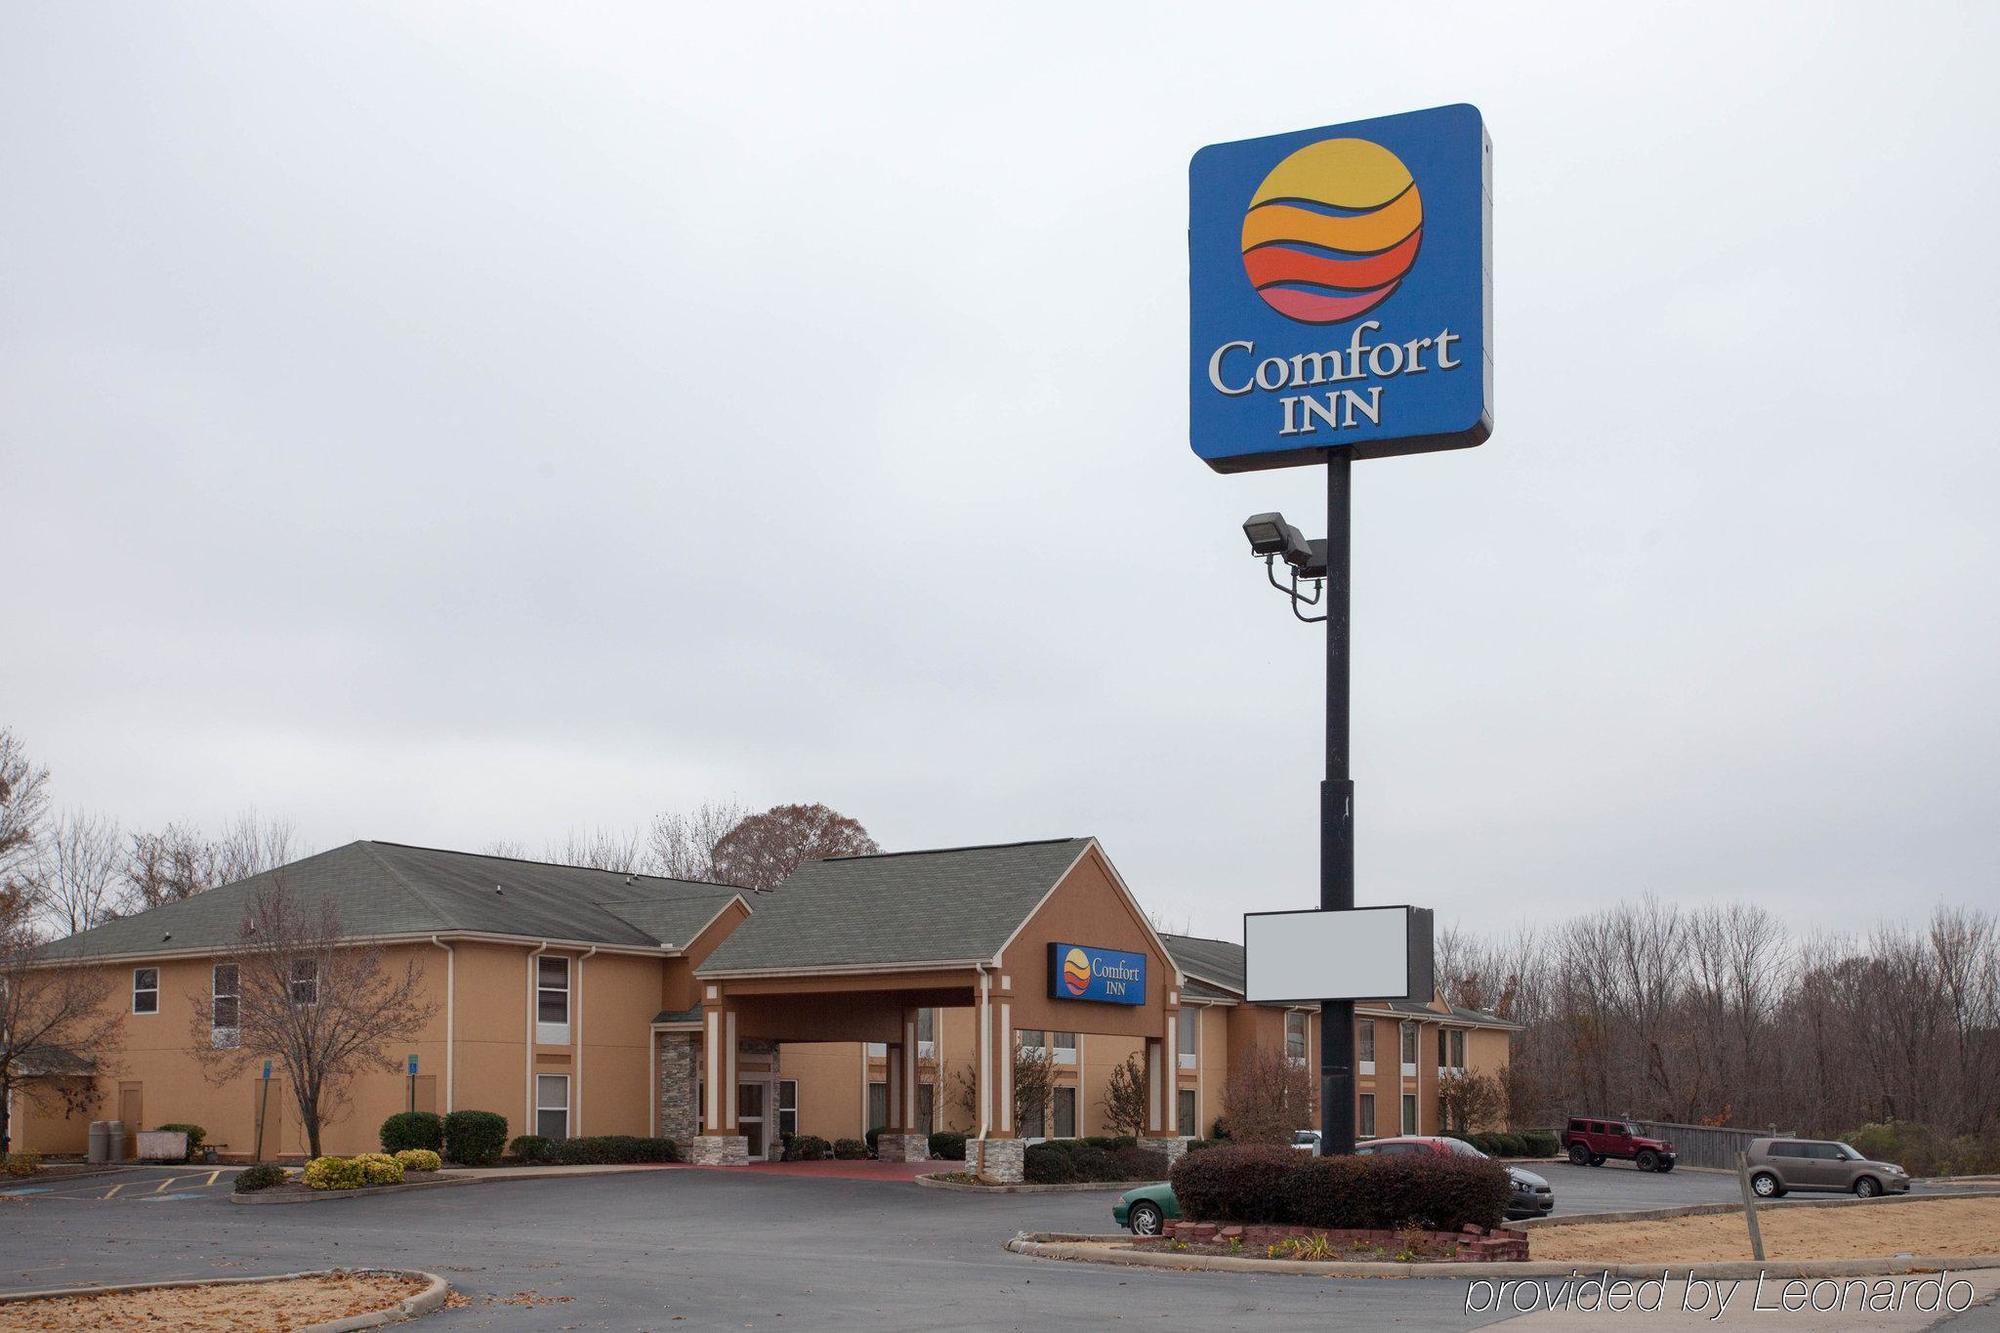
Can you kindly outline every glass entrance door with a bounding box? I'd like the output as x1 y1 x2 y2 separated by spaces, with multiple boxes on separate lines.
738 1082 767 1159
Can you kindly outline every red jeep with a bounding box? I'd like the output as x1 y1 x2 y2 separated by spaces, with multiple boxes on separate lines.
1561 1116 1676 1172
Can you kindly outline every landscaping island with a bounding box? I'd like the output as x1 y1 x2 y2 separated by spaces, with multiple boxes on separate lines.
0 1271 441 1331
1530 1196 2000 1263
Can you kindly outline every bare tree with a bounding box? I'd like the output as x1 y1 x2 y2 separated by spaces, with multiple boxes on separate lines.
0 729 51 913
1099 1053 1150 1139
31 811 122 937
190 878 435 1159
546 826 645 873
952 1042 1060 1134
0 925 119 1153
645 801 750 882
1220 1045 1315 1144
709 803 879 890
121 811 297 913
1436 1069 1506 1134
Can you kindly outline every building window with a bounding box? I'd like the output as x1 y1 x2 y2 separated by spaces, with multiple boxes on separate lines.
1052 1086 1077 1139
1358 1093 1377 1138
778 1079 798 1139
1400 1021 1418 1073
867 1080 888 1133
1052 1032 1077 1065
289 960 317 1007
1178 1088 1197 1134
1402 1092 1418 1135
1358 1019 1375 1070
917 1008 935 1060
1178 1011 1198 1068
1285 1011 1307 1062
918 1083 935 1135
131 967 159 1015
211 964 240 1047
1438 1028 1448 1067
1450 1029 1466 1069
1017 1029 1045 1054
1021 1096 1046 1139
536 956 569 1042
536 1074 569 1139
865 1042 886 1057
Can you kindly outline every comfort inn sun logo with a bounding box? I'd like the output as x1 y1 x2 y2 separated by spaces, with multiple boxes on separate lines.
1061 947 1092 996
1239 138 1422 325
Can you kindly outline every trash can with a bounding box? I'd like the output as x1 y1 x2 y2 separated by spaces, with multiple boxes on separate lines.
105 1119 126 1163
87 1120 109 1164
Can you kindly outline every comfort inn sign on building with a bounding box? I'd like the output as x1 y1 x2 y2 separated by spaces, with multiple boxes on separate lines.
1189 102 1493 472
1048 942 1147 1005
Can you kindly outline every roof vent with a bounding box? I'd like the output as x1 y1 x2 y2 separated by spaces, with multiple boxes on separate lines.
495 884 504 895
162 932 172 941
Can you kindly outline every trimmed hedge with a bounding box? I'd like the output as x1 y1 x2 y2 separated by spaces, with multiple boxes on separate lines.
1460 1130 1559 1158
1022 1140 1170 1184
154 1123 207 1161
394 1148 442 1172
832 1138 869 1160
303 1156 366 1190
1024 1145 1076 1183
443 1110 508 1166
233 1163 284 1193
381 1111 445 1154
1170 1144 1511 1231
552 1136 676 1165
1169 1144 1297 1223
353 1152 406 1186
789 1135 833 1162
508 1135 559 1164
928 1131 967 1161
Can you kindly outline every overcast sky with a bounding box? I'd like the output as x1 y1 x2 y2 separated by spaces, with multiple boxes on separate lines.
5 4 1996 943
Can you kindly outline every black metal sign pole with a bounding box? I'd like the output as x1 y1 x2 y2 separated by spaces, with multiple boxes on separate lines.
1320 454 1358 1156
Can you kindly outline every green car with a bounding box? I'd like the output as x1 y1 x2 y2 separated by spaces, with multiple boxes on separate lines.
1111 1181 1179 1236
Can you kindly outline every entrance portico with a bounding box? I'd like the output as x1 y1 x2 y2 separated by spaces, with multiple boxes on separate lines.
676 838 1185 1181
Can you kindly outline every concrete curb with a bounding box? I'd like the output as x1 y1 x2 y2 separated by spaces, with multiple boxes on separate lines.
916 1172 1148 1195
1514 1187 2000 1229
0 1268 448 1329
1003 1233 2000 1282
230 1175 482 1205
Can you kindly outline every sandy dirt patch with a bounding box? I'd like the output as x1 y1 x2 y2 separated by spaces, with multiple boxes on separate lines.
1531 1196 2000 1263
0 1272 430 1331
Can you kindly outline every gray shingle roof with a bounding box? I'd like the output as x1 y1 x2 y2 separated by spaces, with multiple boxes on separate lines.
696 838 1092 974
37 841 744 959
1160 933 1247 994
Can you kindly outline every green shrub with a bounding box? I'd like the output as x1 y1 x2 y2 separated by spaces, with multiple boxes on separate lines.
233 1163 285 1193
1284 1153 1510 1232
1522 1130 1561 1158
1170 1145 1296 1223
380 1111 444 1154
790 1135 833 1162
1081 1135 1138 1151
1066 1145 1120 1181
550 1135 677 1165
153 1123 207 1161
303 1156 366 1190
443 1110 508 1166
1111 1145 1170 1180
1844 1121 2000 1178
394 1149 442 1172
832 1138 869 1160
3 1150 42 1178
1184 1137 1216 1153
1023 1144 1077 1183
927 1131 967 1161
508 1135 558 1164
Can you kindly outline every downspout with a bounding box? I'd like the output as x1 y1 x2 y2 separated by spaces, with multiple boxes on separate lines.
573 945 599 1136
526 941 549 1140
429 937 455 1113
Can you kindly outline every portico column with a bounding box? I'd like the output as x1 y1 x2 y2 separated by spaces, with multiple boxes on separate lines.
690 987 747 1166
875 1007 931 1164
885 1042 904 1131
1143 995 1190 1169
969 972 1021 1181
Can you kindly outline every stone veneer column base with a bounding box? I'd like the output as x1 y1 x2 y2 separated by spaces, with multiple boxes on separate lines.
874 1133 930 1163
1144 1136 1191 1168
689 1135 749 1166
970 1137 1024 1183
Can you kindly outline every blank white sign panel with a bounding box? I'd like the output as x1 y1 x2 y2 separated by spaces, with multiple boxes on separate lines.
1244 906 1415 1003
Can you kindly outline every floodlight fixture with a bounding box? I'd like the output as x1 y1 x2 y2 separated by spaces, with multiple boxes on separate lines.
1300 538 1328 581
1242 512 1291 555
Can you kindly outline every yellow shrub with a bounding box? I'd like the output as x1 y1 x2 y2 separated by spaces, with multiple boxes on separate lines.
393 1149 441 1173
4 1150 42 1178
352 1152 406 1186
302 1156 365 1190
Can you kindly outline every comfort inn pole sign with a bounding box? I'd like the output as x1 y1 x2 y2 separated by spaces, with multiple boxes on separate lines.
1189 103 1492 472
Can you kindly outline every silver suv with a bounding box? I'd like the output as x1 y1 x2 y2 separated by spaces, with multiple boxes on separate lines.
1745 1138 1910 1199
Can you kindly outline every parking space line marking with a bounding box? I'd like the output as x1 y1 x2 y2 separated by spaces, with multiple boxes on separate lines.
101 1183 125 1199
203 1170 220 1187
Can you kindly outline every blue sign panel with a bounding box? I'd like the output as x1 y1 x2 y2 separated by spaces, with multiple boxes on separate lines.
407 1054 419 1076
1190 103 1491 472
1047 942 1147 1005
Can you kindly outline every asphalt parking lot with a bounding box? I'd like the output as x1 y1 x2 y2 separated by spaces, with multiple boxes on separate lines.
0 1165 243 1204
0 1165 1994 1331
